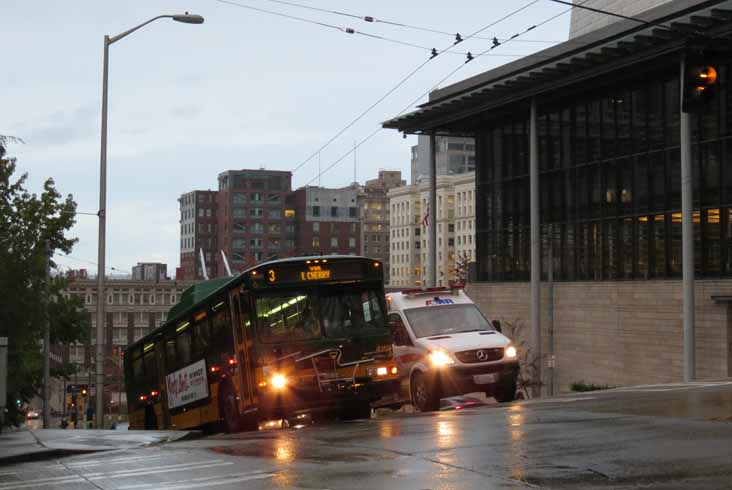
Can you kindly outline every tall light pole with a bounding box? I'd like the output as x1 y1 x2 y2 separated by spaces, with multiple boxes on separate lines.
96 13 204 428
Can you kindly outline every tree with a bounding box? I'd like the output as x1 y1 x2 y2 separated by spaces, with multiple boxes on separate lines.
451 251 470 287
0 136 89 425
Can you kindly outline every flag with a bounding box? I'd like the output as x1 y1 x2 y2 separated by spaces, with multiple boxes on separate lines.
422 203 430 227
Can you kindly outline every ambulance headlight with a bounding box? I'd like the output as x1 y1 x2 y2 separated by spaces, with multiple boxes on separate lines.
429 350 455 367
505 345 517 359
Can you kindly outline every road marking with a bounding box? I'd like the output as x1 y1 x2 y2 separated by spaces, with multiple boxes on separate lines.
58 453 167 468
86 460 234 481
118 470 273 489
0 475 85 489
151 472 275 490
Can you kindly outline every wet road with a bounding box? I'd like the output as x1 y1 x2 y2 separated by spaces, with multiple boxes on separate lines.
2 381 732 489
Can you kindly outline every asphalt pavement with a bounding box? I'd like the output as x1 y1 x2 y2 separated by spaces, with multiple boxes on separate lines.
0 380 731 489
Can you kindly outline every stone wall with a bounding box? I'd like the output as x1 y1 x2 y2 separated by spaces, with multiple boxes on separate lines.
569 0 672 39
466 279 731 393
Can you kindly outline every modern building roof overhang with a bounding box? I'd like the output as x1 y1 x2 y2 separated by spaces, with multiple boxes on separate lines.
383 0 732 136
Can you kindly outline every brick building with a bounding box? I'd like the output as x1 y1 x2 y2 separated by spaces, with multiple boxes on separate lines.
360 170 405 282
60 272 192 414
287 186 361 256
178 190 218 280
216 169 294 272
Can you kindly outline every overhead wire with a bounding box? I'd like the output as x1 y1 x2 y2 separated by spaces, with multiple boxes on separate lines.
305 1 581 186
286 0 542 175
249 0 564 44
57 254 130 274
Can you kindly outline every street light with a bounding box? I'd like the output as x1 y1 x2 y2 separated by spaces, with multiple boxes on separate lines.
96 12 204 429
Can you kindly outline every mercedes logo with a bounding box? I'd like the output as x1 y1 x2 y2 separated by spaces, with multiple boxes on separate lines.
476 350 489 362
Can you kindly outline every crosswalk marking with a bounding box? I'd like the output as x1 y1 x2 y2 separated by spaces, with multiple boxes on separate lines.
118 470 273 490
87 460 234 481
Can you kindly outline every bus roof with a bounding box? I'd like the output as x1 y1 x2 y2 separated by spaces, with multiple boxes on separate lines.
125 255 378 354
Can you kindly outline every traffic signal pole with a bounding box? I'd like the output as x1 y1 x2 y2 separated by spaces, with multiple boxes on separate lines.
680 52 695 382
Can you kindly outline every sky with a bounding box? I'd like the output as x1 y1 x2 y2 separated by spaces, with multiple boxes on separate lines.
2 0 571 276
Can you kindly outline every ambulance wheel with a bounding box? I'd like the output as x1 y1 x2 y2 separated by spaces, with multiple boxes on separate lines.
411 372 440 412
493 379 517 403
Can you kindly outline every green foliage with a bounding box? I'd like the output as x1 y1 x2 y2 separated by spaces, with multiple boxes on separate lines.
0 138 88 426
570 381 613 392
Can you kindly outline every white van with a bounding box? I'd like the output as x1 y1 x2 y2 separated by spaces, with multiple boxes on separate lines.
382 287 519 412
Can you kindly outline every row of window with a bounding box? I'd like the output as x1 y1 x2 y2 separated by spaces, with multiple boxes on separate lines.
77 292 179 306
232 238 285 250
232 192 282 204
232 223 291 234
311 206 358 218
232 208 283 219
311 237 357 248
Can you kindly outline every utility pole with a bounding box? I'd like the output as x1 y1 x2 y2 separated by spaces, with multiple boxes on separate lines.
428 133 437 287
0 337 8 432
529 98 542 398
680 52 695 381
43 239 51 429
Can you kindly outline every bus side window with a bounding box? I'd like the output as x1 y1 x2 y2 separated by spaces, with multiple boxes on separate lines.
193 317 210 360
176 326 192 367
132 350 144 403
238 295 253 336
210 302 233 362
143 348 157 390
165 334 177 372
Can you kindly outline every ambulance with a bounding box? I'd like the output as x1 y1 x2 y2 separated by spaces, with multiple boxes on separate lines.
382 287 519 412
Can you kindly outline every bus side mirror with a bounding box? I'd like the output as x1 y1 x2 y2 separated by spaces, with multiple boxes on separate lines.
493 320 502 333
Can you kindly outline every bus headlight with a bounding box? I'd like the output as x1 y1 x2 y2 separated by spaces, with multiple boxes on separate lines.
429 350 454 367
505 346 517 358
376 367 388 376
271 374 287 390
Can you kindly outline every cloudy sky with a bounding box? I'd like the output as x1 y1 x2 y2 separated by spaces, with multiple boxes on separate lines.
2 0 571 276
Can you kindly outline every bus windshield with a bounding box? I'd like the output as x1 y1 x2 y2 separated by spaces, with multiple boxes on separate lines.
254 285 386 343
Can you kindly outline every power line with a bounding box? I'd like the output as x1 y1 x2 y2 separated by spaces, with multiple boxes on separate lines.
216 0 543 60
306 1 580 186
57 254 130 274
250 0 564 44
289 1 542 175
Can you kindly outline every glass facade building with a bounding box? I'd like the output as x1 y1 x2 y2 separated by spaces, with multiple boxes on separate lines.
475 65 732 282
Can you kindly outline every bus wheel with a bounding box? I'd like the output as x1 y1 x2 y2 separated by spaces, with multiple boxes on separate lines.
220 390 241 433
339 400 372 421
144 405 158 430
411 372 440 412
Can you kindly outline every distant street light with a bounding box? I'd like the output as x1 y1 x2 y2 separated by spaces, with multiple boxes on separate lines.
95 12 204 429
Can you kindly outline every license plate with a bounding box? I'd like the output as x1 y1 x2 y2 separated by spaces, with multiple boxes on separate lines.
473 373 498 384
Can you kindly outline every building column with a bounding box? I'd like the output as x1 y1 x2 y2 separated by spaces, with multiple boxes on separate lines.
428 133 438 287
680 52 695 382
530 97 542 397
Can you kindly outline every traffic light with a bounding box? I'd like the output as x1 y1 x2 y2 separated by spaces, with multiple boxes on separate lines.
682 51 719 113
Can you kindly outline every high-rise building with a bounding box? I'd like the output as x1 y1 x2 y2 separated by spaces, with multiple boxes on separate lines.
178 190 218 280
360 170 405 283
287 186 361 256
131 262 168 282
388 173 475 287
569 0 671 38
410 135 475 185
216 169 294 271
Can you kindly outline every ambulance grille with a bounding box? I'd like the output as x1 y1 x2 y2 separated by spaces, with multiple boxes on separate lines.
454 348 503 364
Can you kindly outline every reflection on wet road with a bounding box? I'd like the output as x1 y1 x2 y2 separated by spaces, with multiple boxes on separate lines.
2 382 732 489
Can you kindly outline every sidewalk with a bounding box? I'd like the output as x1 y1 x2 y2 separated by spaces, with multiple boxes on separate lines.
0 427 202 465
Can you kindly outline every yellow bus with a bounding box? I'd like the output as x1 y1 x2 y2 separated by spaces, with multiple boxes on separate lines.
123 256 400 432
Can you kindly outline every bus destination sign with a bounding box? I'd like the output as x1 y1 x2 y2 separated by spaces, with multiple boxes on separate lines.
260 260 368 286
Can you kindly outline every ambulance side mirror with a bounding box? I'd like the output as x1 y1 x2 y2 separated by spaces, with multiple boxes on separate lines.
493 320 502 333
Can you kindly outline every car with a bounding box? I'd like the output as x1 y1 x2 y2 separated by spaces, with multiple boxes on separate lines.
25 410 40 420
379 287 520 412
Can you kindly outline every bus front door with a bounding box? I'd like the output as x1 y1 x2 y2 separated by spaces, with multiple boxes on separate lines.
229 290 256 412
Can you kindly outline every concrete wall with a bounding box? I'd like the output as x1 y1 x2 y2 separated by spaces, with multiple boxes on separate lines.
569 0 672 38
466 279 731 393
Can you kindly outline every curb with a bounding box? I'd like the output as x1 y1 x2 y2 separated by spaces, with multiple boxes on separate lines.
0 448 101 467
171 430 205 442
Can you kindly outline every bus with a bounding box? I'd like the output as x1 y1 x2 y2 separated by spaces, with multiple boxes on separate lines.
123 255 400 432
